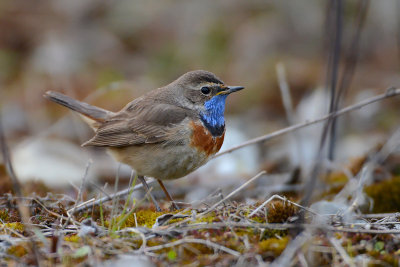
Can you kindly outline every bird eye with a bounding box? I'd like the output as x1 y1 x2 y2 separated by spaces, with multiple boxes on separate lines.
201 86 211 95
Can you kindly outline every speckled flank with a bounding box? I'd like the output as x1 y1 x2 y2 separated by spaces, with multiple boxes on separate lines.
190 121 225 156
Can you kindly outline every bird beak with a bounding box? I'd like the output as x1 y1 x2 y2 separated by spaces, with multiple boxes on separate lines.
217 86 244 95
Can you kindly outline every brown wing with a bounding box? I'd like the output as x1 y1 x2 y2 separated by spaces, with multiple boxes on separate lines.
82 101 195 147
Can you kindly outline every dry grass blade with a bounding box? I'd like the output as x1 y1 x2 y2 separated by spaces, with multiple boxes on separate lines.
73 178 156 212
0 118 28 222
276 62 303 168
201 171 266 215
329 236 355 267
66 161 92 226
276 63 295 125
325 0 343 161
178 221 400 235
121 227 147 252
0 116 41 265
270 230 312 267
162 171 266 230
145 238 241 257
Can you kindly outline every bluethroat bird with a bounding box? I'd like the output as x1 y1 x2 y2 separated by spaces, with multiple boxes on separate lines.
44 70 244 211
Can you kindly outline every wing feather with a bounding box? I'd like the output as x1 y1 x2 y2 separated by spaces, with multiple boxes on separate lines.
82 102 195 147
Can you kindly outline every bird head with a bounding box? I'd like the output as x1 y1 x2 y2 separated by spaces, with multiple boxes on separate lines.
173 70 244 135
175 70 244 108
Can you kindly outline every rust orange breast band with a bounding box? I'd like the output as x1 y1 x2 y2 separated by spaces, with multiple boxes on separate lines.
190 121 225 156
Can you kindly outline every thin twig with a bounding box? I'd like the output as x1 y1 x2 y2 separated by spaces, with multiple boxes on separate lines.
329 236 355 267
176 221 400 235
270 230 312 267
397 0 400 67
175 222 300 231
362 212 400 218
162 171 266 230
201 171 266 215
0 119 28 222
73 198 96 210
329 0 370 161
109 164 122 231
121 227 147 252
276 63 296 126
297 252 308 267
68 161 92 216
249 194 318 217
32 198 71 222
276 63 303 166
74 178 156 212
347 127 400 215
145 238 241 257
216 87 400 157
77 161 91 204
0 116 41 265
335 0 370 105
63 162 93 231
326 0 343 160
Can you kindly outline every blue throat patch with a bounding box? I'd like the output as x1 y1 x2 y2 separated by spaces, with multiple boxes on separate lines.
200 94 227 137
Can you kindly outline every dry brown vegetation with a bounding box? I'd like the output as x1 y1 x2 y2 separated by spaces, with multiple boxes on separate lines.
1 133 400 266
2 0 400 266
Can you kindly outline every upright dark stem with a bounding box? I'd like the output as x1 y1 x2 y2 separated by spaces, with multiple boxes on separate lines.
326 0 343 161
300 0 343 209
397 0 400 68
329 0 370 160
0 115 40 265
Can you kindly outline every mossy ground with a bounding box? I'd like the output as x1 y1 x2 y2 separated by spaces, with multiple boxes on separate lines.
364 176 400 213
1 155 400 266
0 192 399 266
0 195 294 266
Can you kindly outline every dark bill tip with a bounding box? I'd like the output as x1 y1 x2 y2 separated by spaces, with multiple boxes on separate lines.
227 86 244 93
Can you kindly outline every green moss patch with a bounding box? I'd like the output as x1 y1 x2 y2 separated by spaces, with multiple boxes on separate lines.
364 176 400 213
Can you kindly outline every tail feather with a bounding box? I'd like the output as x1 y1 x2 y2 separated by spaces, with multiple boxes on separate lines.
44 91 112 122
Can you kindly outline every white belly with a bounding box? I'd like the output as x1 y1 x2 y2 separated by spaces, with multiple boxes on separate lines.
108 143 209 180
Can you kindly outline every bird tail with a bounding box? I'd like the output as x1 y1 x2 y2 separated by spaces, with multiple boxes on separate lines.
44 91 112 128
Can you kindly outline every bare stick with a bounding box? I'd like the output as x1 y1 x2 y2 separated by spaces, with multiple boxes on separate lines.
276 62 296 126
362 212 400 218
109 164 122 231
270 230 312 267
163 171 266 229
297 252 309 267
0 116 40 265
178 221 400 235
32 198 71 221
67 161 92 217
177 222 301 231
329 237 355 267
216 87 400 157
145 237 241 257
343 127 400 217
74 178 156 212
325 0 343 161
201 171 266 215
249 194 318 217
121 227 147 252
276 62 303 165
0 119 28 222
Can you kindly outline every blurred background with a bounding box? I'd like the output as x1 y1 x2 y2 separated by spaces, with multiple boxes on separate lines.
0 0 399 203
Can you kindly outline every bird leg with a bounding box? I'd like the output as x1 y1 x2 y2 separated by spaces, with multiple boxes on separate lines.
157 179 180 210
137 175 162 212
